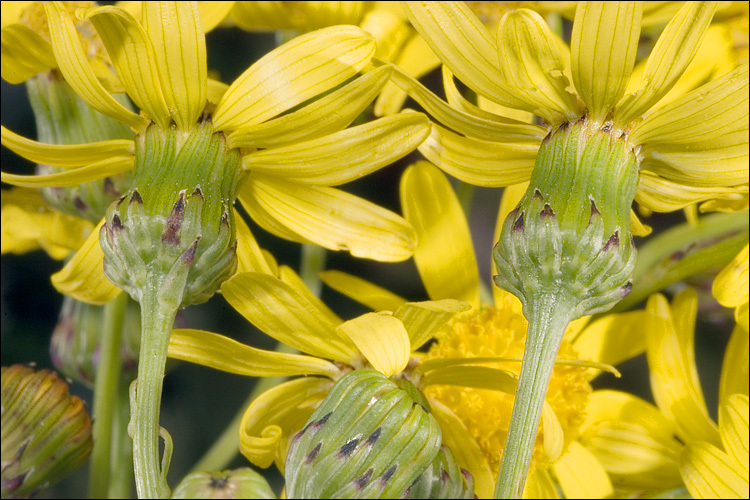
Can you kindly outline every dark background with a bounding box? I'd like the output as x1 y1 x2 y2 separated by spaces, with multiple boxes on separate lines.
1 21 733 499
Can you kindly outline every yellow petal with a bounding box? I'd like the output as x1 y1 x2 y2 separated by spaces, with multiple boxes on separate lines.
541 401 564 461
632 64 749 188
419 123 538 187
401 1 527 109
1 202 91 259
400 161 480 306
385 62 546 143
1 156 134 188
206 77 228 106
636 171 749 213
240 377 332 470
337 312 410 377
571 1 641 123
552 441 614 499
213 26 375 131
221 271 357 363
571 310 647 380
393 299 470 351
240 113 429 186
239 175 417 262
680 441 749 499
228 1 298 31
1 23 57 83
1 126 134 168
720 394 749 478
428 398 494 499
234 210 275 275
420 365 518 393
496 9 579 124
44 2 147 131
578 390 682 489
197 1 235 32
278 265 342 328
227 65 393 149
51 219 122 304
720 326 749 403
630 209 653 236
522 468 559 499
645 291 720 445
713 242 749 309
168 329 340 378
142 2 206 129
81 5 170 128
318 270 407 312
615 1 718 126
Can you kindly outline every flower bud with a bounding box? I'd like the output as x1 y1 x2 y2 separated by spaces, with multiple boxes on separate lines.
402 444 475 499
1 365 92 498
171 468 275 499
494 117 639 318
100 121 242 307
50 295 140 387
285 369 442 499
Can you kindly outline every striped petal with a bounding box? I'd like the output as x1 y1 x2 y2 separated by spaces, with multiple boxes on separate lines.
235 211 276 276
142 1 206 129
239 175 416 262
645 291 720 445
393 299 470 351
50 219 122 304
401 2 527 110
168 329 340 378
337 312 410 377
81 5 171 128
428 399 494 499
198 1 235 32
636 171 749 213
213 26 374 131
400 161 480 306
719 326 749 405
680 441 748 499
240 113 429 186
632 64 749 188
1 126 134 168
278 266 342 327
227 65 392 149
385 63 546 143
419 123 538 187
221 272 357 363
44 2 147 131
720 394 749 479
240 377 332 470
496 9 579 124
318 270 407 312
552 441 613 498
571 1 641 123
1 23 57 83
1 156 134 188
522 468 559 499
615 1 718 126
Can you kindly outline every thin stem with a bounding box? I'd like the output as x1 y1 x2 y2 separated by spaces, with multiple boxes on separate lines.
88 293 128 499
109 382 134 498
300 244 327 298
132 289 178 499
495 293 573 499
455 180 476 221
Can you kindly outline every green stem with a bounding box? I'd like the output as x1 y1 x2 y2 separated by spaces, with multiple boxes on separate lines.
132 290 177 499
613 210 748 312
109 382 134 498
495 292 573 499
455 180 476 221
300 244 327 298
88 293 128 499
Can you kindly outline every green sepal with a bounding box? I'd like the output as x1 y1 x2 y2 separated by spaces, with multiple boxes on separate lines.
285 369 442 499
403 444 475 499
171 468 275 499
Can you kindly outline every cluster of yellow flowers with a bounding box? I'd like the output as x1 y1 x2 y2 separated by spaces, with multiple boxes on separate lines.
1 2 747 499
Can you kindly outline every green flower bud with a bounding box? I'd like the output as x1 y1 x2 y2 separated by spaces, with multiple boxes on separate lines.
49 295 140 387
26 71 134 224
100 121 242 308
402 445 475 499
171 468 275 499
494 117 638 318
1 365 93 498
285 370 442 499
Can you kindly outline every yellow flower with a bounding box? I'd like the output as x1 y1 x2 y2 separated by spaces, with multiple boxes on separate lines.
318 161 663 498
644 289 747 497
1 1 430 304
386 2 748 215
713 243 749 332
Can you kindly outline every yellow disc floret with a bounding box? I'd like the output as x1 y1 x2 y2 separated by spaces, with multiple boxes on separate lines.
422 294 591 477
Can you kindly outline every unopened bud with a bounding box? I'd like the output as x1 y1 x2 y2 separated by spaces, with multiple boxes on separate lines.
171 468 275 499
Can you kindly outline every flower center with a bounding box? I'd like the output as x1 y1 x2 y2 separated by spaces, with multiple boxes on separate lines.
421 295 591 477
20 2 107 61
